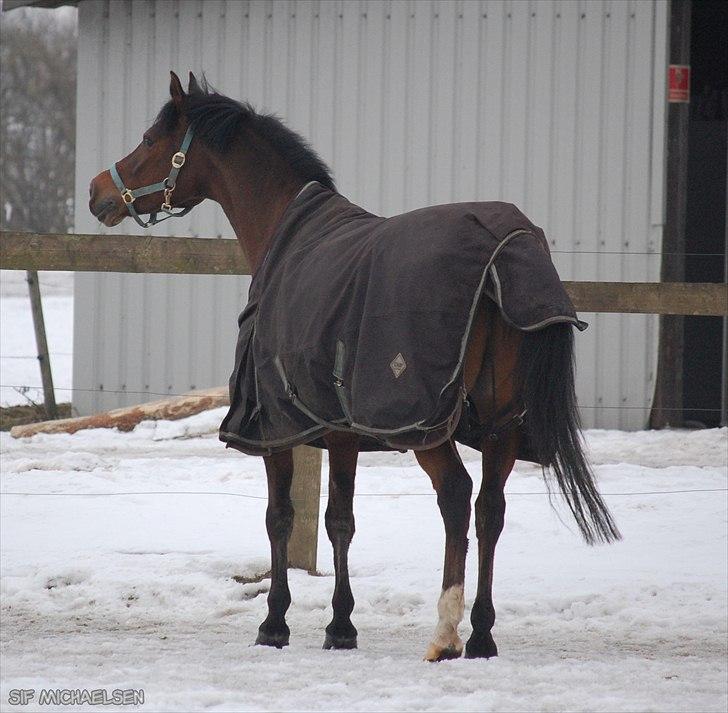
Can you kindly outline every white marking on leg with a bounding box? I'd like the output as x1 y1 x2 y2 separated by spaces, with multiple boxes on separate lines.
424 584 465 661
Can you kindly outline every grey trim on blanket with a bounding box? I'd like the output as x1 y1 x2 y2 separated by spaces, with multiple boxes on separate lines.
490 265 586 332
274 355 459 438
295 180 319 201
438 229 533 403
219 425 328 455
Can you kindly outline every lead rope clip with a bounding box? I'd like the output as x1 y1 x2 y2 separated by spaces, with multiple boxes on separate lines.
162 185 175 212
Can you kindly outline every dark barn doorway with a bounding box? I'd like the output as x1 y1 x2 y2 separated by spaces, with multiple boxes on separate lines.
683 0 727 427
652 0 727 429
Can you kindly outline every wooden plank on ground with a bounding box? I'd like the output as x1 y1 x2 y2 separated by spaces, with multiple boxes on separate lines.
10 386 228 438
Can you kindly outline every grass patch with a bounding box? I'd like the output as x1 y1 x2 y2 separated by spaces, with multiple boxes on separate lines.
0 403 72 431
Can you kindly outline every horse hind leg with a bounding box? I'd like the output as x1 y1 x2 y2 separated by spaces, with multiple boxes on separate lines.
465 429 519 658
322 432 359 650
416 440 473 661
463 307 523 658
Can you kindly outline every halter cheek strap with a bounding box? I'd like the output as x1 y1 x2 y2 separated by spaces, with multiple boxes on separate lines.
110 124 195 228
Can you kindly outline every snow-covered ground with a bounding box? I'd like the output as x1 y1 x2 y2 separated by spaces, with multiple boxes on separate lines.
1 416 726 712
1 272 727 711
0 270 74 407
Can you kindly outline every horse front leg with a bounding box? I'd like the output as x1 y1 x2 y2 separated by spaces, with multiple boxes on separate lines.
465 430 519 658
416 440 473 661
322 432 359 649
256 449 294 648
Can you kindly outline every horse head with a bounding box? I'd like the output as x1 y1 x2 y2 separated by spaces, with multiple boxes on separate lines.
89 71 205 228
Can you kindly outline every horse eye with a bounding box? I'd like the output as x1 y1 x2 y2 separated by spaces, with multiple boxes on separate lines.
143 136 154 147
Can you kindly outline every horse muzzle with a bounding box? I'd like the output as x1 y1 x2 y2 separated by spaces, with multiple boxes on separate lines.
89 172 126 226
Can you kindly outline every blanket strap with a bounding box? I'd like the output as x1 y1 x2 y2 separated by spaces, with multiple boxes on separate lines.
457 396 527 444
485 406 527 441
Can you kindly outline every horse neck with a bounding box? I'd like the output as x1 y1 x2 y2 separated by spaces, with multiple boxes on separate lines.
205 134 302 274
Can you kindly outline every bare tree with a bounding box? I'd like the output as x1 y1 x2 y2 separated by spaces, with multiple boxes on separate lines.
0 9 76 234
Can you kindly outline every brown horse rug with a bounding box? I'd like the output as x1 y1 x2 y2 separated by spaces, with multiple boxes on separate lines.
219 182 586 457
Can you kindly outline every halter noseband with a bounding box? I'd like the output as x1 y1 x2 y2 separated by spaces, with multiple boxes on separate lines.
109 124 195 228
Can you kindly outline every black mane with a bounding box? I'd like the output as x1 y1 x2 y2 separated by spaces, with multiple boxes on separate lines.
156 79 335 191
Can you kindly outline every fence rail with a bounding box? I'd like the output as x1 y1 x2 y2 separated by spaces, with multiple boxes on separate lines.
0 230 251 275
1 231 726 316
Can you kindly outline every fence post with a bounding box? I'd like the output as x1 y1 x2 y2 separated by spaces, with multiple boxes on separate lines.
288 445 322 572
26 270 58 419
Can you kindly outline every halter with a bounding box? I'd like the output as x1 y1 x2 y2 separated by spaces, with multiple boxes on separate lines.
109 124 195 228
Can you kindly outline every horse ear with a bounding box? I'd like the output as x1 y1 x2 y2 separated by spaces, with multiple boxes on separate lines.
169 71 186 106
188 72 202 95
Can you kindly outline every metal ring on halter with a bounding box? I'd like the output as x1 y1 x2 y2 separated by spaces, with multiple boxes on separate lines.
171 152 186 169
121 189 135 204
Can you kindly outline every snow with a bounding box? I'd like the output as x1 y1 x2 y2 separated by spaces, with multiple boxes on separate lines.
0 270 74 407
1 418 726 712
1 273 727 711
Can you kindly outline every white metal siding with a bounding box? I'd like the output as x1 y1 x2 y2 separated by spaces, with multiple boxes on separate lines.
74 0 668 429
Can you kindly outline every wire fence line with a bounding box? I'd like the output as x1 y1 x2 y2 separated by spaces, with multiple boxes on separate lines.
2 488 726 500
0 382 722 413
6 243 723 258
2 354 72 359
0 382 721 414
547 250 724 257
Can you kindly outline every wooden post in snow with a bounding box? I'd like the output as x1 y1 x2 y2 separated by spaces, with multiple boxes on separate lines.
26 270 58 419
289 446 322 572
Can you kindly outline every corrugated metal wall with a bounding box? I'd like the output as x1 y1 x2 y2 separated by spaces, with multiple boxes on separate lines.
74 0 668 429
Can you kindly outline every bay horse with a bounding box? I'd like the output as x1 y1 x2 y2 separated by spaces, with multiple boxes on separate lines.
89 72 620 661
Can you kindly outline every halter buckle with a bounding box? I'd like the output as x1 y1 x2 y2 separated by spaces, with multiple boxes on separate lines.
121 189 135 204
171 152 186 169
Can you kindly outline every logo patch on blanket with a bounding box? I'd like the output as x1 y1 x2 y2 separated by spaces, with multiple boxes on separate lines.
390 353 407 378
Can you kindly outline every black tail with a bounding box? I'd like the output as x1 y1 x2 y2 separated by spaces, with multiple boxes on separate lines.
518 323 621 545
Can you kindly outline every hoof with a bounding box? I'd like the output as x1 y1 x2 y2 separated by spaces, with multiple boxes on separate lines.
256 623 290 649
464 632 498 659
424 641 463 662
323 632 358 650
323 622 358 650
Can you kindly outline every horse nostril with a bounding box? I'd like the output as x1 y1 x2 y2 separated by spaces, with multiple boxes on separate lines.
90 196 116 219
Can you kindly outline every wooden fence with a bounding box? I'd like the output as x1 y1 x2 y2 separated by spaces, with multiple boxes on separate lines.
2 231 726 315
2 230 726 572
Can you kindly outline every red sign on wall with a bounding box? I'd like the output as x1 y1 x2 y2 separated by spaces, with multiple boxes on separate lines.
668 65 690 103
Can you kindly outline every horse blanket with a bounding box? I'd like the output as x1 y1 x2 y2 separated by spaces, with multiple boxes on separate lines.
219 182 586 457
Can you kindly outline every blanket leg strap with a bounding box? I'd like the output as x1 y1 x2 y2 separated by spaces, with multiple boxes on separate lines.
457 397 527 445
485 407 527 442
